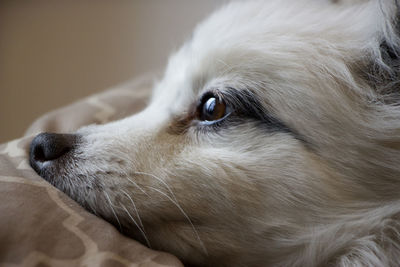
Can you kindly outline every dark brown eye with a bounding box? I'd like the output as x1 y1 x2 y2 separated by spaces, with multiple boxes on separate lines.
199 94 226 122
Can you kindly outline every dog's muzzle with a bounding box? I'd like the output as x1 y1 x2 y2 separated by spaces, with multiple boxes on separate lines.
29 132 78 175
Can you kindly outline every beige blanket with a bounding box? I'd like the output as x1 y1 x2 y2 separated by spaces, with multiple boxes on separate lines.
0 75 183 267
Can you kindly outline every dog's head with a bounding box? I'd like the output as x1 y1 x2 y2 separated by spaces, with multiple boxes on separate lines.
29 0 400 266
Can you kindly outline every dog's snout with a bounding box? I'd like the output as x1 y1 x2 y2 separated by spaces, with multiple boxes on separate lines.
29 132 78 173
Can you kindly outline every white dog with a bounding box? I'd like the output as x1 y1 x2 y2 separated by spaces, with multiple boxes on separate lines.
29 0 400 266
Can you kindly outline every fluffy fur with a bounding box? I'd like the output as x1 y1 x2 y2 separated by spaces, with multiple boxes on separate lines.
30 0 400 266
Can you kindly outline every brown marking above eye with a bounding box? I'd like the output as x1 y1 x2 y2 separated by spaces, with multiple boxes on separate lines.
167 102 198 135
167 90 227 135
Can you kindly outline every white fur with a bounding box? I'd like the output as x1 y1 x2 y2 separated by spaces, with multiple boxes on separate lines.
43 0 400 266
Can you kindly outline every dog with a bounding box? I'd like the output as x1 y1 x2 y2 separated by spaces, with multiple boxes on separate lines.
29 0 400 266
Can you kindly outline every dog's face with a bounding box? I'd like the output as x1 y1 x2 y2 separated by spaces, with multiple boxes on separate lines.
29 1 400 266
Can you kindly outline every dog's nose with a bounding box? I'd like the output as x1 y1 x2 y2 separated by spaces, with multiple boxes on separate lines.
29 132 78 173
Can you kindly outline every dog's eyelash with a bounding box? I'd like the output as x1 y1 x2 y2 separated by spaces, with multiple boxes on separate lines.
196 88 267 128
196 113 231 131
195 87 301 138
223 88 267 120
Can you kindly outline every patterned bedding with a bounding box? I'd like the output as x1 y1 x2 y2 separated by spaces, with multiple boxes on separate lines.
0 75 183 267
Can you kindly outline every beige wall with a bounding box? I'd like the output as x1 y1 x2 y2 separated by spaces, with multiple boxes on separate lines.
0 0 224 143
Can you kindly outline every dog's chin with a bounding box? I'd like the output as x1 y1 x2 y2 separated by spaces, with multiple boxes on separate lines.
31 158 69 189
30 153 102 219
29 151 167 253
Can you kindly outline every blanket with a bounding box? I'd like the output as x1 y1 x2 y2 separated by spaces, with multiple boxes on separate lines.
0 75 183 267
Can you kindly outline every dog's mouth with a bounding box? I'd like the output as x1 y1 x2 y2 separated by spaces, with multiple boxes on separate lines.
29 132 150 237
29 132 105 204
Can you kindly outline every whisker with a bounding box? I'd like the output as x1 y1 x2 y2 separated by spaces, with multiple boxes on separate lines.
147 186 208 256
134 171 178 203
120 203 152 248
86 200 99 216
103 191 122 231
126 176 149 196
121 189 145 230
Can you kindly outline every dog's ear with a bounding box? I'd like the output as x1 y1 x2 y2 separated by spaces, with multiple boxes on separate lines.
366 0 400 102
374 41 400 101
380 0 400 73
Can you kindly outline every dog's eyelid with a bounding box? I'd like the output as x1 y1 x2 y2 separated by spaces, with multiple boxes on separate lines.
198 89 224 103
195 87 259 120
221 87 261 112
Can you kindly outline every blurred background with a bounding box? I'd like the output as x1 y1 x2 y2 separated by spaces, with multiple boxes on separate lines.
0 0 225 143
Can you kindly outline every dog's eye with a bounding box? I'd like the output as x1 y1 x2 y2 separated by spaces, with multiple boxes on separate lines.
198 94 226 122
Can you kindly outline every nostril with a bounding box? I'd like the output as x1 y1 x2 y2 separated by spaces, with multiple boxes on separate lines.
33 144 46 162
29 133 78 170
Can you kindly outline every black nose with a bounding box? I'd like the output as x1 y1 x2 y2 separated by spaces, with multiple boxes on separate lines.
29 132 78 173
